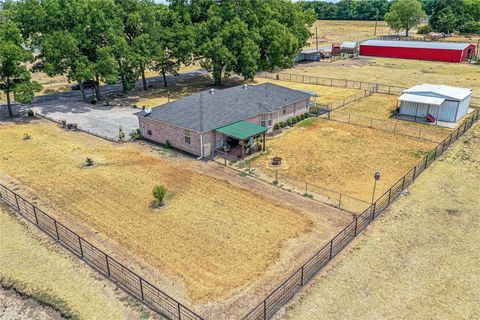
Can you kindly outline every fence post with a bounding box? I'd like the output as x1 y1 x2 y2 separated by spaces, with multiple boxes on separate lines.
264 300 267 320
105 254 111 277
413 166 417 180
54 220 60 240
338 194 342 209
248 162 251 175
224 154 226 166
32 205 39 225
401 176 406 190
178 303 182 320
301 266 304 286
393 122 397 134
78 236 84 258
354 217 358 236
424 156 428 169
140 278 144 300
348 113 351 124
14 193 20 211
388 188 392 204
419 128 422 139
305 182 308 195
371 203 376 220
329 240 333 259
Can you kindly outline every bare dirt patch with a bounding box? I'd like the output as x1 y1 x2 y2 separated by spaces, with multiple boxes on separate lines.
0 119 350 318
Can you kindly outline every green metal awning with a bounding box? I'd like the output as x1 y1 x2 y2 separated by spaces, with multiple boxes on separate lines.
216 121 267 140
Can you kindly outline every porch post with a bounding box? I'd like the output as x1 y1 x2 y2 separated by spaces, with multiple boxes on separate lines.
414 104 419 122
241 141 245 159
262 132 266 152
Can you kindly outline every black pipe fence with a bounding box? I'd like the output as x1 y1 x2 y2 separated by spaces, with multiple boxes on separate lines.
325 110 447 143
241 108 479 320
0 184 204 320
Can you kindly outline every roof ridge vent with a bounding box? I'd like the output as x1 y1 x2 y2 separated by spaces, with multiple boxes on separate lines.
209 88 215 95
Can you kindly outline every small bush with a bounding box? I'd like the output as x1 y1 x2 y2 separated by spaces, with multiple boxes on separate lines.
304 112 310 118
118 127 125 140
279 121 285 128
165 140 171 148
296 115 301 122
90 96 97 104
272 180 279 185
310 106 319 115
417 25 432 35
291 117 297 124
27 109 34 117
23 133 31 140
85 158 94 166
129 129 142 140
66 122 78 130
60 119 67 128
287 118 292 126
300 114 305 120
274 122 281 130
152 185 167 207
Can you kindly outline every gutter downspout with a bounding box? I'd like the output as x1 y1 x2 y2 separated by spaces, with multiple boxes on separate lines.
199 133 204 159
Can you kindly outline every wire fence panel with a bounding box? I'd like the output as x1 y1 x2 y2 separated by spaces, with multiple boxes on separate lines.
302 244 331 284
265 270 303 319
56 223 83 257
331 221 356 258
108 258 143 299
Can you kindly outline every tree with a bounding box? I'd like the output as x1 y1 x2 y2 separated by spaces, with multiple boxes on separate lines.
152 185 167 207
434 8 457 34
384 0 425 36
429 0 465 33
0 18 41 118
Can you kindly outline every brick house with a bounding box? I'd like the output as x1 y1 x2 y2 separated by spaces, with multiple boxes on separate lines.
136 83 312 158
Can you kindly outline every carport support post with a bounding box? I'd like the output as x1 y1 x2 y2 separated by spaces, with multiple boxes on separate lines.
262 132 266 152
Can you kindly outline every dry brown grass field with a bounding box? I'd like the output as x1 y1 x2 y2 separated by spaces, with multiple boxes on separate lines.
277 122 480 320
253 78 361 105
290 58 480 100
0 203 157 320
251 118 436 204
0 119 351 318
306 20 391 49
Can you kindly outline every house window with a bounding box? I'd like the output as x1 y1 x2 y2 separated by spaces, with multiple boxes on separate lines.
283 108 287 115
260 120 267 127
268 119 272 126
184 130 191 144
260 114 271 127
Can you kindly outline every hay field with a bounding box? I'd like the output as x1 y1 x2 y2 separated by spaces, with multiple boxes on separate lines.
0 203 156 320
291 58 480 100
278 122 480 320
305 20 391 49
0 120 350 316
253 78 360 105
252 118 435 203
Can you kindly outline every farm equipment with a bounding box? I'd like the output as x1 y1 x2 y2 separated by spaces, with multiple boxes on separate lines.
426 114 436 123
331 42 341 56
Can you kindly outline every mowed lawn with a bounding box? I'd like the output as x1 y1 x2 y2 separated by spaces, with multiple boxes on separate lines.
252 118 436 203
0 120 319 305
278 123 480 320
0 203 157 320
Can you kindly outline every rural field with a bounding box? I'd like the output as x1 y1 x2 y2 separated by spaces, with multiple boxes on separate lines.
306 20 391 49
290 57 480 100
0 203 157 320
0 119 352 318
250 117 436 205
277 122 480 320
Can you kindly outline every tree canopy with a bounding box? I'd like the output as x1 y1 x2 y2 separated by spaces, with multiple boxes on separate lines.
300 0 390 21
384 0 425 37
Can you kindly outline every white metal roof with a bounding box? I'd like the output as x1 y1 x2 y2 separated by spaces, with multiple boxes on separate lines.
361 40 472 51
341 41 358 48
399 93 445 105
300 48 322 54
403 84 472 101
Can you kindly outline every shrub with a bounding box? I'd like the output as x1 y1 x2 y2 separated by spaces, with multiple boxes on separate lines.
85 158 94 166
310 106 319 115
129 129 142 140
90 96 97 104
274 122 281 130
279 121 285 128
152 185 167 207
67 122 78 130
287 118 292 126
165 140 171 148
304 112 310 118
417 25 432 34
118 127 125 140
27 109 34 117
291 117 297 124
300 113 305 120
23 133 31 140
296 115 301 122
60 119 67 128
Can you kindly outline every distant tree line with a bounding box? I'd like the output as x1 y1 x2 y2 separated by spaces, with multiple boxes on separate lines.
301 0 480 34
0 0 315 117
300 0 390 21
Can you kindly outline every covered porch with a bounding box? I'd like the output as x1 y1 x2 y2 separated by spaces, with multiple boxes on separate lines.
215 121 267 160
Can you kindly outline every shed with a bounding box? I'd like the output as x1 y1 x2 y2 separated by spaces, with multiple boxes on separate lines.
398 84 472 123
341 41 359 54
294 48 322 62
359 40 476 63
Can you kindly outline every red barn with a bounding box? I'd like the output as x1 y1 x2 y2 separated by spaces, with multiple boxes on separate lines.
360 40 476 63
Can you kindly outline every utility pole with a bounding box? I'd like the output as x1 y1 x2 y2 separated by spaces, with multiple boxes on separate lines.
374 9 379 36
316 26 319 51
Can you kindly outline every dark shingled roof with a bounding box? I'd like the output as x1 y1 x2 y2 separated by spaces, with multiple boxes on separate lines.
136 83 312 132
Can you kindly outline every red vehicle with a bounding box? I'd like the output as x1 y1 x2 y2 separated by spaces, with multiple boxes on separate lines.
331 42 341 56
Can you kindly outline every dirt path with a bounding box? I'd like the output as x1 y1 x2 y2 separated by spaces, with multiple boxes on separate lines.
0 288 65 320
276 122 480 319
